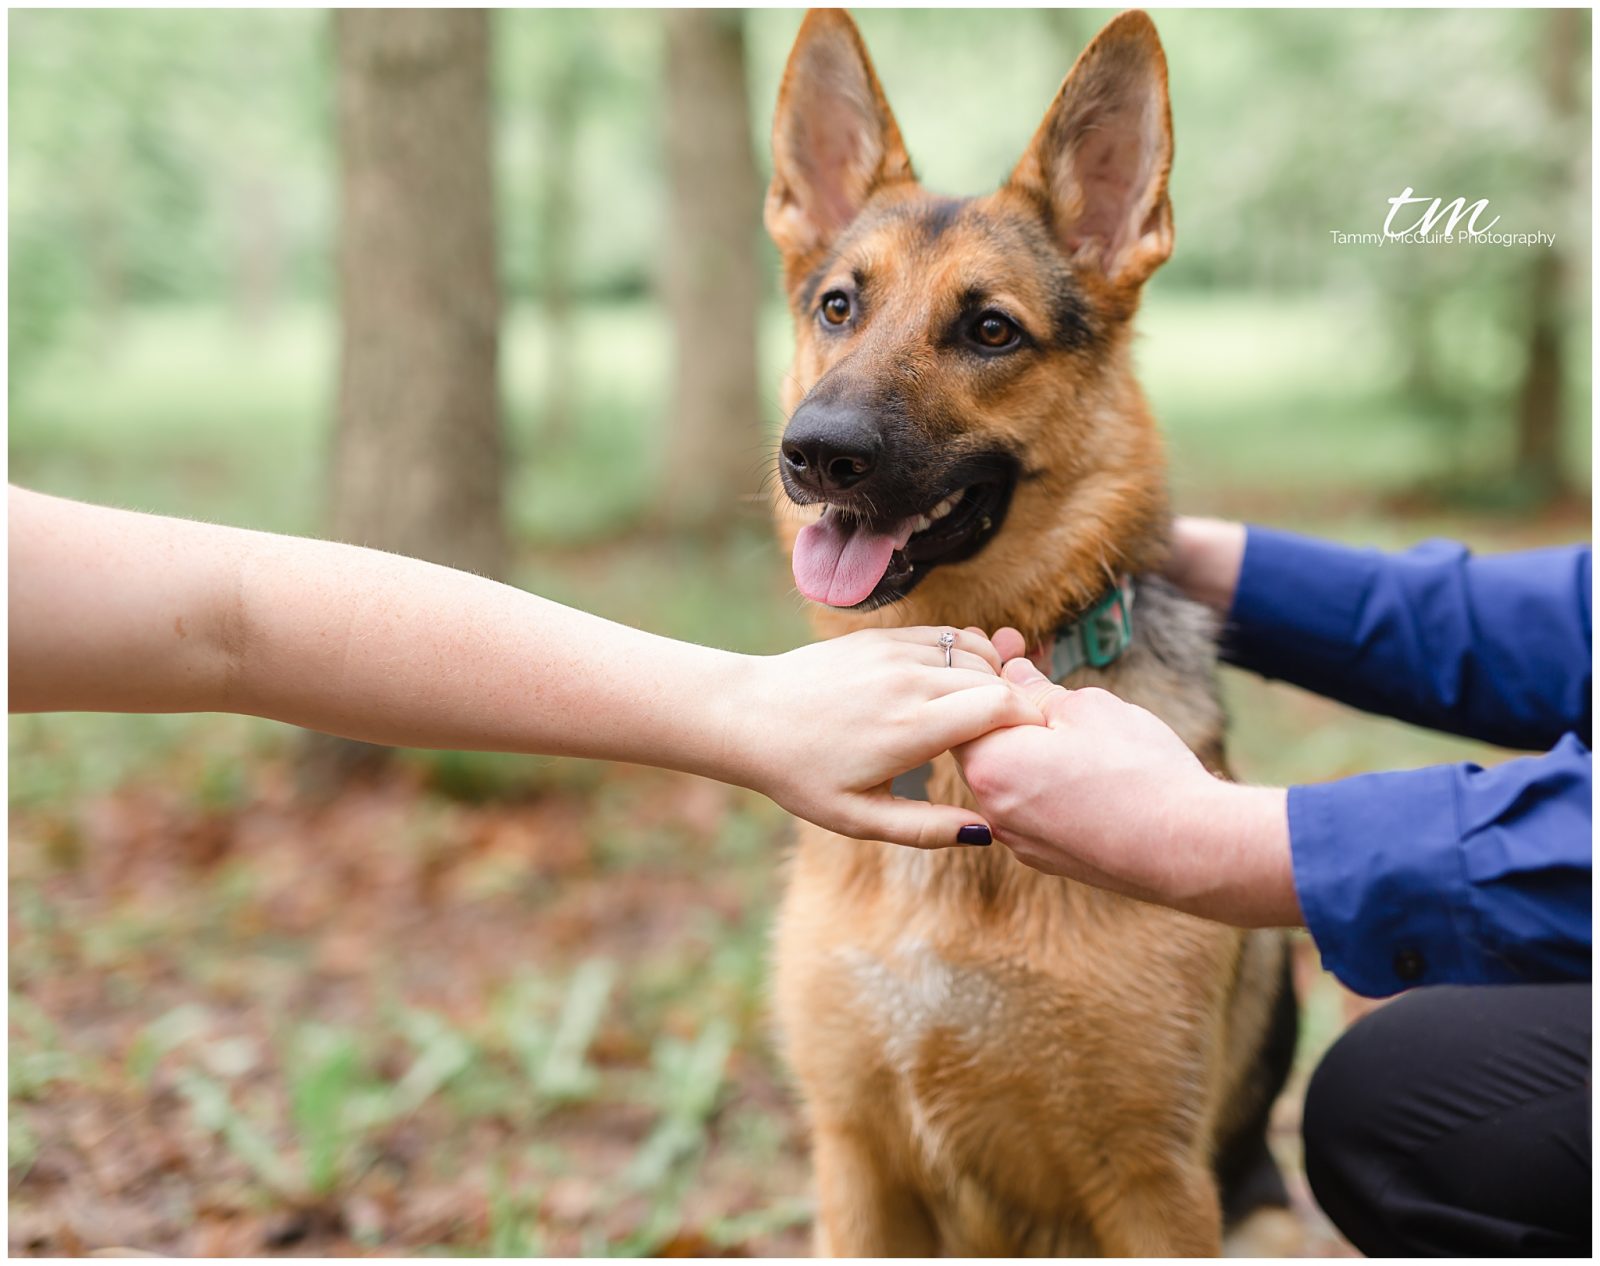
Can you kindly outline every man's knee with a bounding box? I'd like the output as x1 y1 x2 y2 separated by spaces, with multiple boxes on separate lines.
1301 1001 1390 1246
1301 984 1592 1257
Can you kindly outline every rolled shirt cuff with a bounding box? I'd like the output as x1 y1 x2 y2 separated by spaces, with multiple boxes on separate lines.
1288 766 1482 998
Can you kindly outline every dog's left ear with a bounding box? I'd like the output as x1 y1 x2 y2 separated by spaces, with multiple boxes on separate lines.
1009 10 1173 295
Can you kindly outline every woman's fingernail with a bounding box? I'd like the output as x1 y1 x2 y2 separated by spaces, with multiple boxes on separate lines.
957 824 992 846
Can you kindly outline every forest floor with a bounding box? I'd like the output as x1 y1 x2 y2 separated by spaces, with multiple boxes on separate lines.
9 298 1589 1256
13 741 1375 1258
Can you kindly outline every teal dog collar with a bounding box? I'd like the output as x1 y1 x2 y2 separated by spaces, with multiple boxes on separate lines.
1049 576 1135 681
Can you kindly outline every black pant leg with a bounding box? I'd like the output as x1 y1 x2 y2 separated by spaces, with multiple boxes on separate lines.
1302 982 1591 1257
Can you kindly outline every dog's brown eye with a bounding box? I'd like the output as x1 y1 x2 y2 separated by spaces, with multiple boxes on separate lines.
820 291 851 326
972 312 1020 349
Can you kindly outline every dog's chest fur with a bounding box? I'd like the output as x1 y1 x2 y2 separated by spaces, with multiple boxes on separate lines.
773 579 1241 1231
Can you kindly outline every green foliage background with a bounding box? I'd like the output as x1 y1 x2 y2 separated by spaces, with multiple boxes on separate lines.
9 7 1593 472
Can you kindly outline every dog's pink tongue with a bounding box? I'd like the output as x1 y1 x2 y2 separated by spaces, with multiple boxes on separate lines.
793 511 913 607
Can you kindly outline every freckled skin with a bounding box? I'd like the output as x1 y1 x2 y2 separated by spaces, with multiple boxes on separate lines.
766 8 1298 1258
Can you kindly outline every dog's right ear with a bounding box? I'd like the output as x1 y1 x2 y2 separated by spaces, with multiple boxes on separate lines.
765 9 914 273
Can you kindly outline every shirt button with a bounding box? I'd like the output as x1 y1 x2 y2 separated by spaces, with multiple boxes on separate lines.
1393 949 1425 983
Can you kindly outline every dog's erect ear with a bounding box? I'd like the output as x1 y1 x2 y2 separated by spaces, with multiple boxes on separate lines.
1009 10 1173 293
765 9 914 268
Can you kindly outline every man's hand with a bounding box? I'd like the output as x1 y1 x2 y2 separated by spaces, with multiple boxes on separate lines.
953 633 1303 928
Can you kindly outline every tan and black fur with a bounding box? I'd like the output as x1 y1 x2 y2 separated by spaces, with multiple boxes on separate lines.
764 10 1299 1256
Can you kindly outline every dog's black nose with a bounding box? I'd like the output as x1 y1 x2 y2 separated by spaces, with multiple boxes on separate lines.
781 402 881 495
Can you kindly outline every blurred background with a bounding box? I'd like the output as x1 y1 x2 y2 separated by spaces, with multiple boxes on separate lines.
8 7 1591 1257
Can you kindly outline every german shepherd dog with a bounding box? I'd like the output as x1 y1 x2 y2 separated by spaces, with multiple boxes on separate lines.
765 10 1299 1257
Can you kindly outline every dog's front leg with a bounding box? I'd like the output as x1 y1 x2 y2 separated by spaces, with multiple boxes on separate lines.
1085 1160 1224 1257
811 1122 938 1257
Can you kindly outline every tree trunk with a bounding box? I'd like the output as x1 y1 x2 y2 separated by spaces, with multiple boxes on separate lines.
1516 250 1565 496
657 9 764 533
311 9 504 784
1513 7 1582 497
331 8 505 578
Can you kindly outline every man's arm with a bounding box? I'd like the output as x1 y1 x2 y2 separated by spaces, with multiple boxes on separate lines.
957 651 1591 1000
1291 735 1592 997
1219 525 1591 751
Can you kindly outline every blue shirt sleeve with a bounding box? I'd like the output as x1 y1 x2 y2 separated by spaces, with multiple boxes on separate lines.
1220 528 1592 996
1289 735 1592 998
1222 527 1591 750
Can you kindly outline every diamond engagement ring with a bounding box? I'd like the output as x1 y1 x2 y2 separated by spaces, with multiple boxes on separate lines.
938 629 956 667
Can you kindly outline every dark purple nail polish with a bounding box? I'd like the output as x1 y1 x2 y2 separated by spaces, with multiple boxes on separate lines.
957 824 992 846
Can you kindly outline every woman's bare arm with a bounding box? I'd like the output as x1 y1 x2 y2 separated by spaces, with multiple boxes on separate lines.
9 486 1038 847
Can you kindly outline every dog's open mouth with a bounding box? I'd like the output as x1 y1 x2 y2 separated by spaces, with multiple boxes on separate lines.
791 463 1017 609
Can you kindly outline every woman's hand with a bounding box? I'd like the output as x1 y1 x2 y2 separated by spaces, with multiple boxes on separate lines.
952 634 1301 927
728 627 1044 850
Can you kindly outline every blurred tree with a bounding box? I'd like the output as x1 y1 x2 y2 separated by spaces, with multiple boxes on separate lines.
314 9 505 781
330 8 505 578
1514 6 1584 498
656 9 763 533
495 12 663 304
